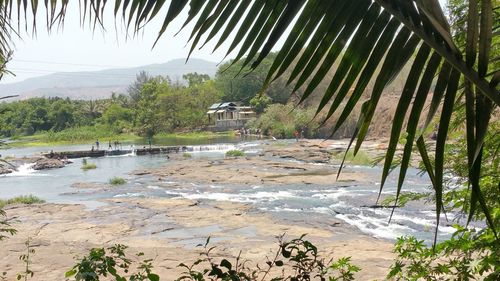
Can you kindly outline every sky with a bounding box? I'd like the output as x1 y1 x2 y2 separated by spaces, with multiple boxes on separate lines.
1 2 236 84
1 1 449 85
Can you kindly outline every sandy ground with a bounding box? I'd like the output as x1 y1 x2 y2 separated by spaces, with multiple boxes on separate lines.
0 139 396 280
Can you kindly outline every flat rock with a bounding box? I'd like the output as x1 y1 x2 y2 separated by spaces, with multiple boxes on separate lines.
0 165 13 175
33 158 66 170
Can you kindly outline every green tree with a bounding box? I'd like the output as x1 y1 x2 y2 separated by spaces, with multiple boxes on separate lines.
134 77 170 137
182 72 211 87
215 53 292 105
128 71 154 105
102 103 133 133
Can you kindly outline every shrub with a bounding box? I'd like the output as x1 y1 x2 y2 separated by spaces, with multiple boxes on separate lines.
0 195 45 209
182 152 192 158
331 150 373 166
225 150 245 157
65 244 159 281
247 103 320 139
109 177 126 185
81 159 97 170
177 235 360 281
0 209 16 241
65 235 360 281
387 228 500 281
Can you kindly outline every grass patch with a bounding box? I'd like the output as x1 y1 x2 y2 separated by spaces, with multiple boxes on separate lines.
183 152 192 158
5 128 236 148
265 169 335 179
0 195 45 209
331 150 372 166
109 177 126 185
226 149 245 157
156 131 235 139
81 159 97 171
7 126 140 148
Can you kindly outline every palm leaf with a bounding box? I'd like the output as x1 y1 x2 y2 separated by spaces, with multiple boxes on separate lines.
0 0 499 241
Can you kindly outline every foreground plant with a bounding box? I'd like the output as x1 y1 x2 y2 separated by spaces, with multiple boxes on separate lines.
0 209 16 241
177 235 360 281
17 238 35 281
388 225 500 280
65 244 160 281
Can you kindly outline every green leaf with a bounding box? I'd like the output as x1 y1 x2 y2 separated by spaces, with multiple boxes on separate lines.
287 0 363 86
153 0 188 47
148 273 160 281
220 259 232 270
378 43 432 203
250 0 307 69
354 31 420 156
434 69 460 246
317 9 391 117
65 269 77 277
303 1 379 106
330 17 400 134
221 0 265 58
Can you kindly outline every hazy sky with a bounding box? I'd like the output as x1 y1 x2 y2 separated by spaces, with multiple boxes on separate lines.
1 1 449 85
1 2 235 84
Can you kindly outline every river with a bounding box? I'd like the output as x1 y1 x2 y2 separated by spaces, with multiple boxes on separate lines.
0 139 460 244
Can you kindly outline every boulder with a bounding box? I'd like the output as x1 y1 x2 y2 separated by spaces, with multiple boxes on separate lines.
33 158 66 170
0 165 13 175
0 160 14 175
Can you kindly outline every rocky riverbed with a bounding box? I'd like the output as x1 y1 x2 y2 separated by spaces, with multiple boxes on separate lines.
0 139 399 280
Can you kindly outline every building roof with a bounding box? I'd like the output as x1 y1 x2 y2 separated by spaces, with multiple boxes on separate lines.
209 103 223 109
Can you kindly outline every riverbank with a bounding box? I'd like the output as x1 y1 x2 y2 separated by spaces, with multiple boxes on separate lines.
2 130 236 148
0 139 405 280
1 198 395 280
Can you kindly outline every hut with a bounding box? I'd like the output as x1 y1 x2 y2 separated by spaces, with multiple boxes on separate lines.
207 102 256 131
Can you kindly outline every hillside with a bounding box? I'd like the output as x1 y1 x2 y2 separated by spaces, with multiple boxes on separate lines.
0 58 217 100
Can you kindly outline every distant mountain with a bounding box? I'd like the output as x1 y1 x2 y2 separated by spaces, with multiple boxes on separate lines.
0 58 218 100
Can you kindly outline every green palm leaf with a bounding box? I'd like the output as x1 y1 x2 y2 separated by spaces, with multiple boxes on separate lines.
0 0 499 242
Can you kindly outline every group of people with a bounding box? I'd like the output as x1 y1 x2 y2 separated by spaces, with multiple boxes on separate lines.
236 127 262 138
91 139 122 151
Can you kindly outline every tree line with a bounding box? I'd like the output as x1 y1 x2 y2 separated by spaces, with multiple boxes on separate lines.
0 54 301 139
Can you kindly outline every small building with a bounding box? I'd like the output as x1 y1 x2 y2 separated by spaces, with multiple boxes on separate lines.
207 102 256 131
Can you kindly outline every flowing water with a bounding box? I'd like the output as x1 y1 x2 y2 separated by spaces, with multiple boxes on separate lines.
0 139 460 244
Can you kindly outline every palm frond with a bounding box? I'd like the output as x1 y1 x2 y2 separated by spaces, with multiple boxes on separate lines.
0 0 499 243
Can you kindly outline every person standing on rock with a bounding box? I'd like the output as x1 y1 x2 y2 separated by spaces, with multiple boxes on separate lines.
96 139 100 150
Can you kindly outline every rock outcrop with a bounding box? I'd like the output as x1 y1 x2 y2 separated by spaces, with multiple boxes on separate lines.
33 158 66 170
0 160 15 175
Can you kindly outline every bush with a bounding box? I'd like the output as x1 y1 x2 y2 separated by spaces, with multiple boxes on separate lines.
66 235 360 281
387 227 500 281
182 152 192 158
109 177 126 185
66 244 159 281
0 209 16 241
81 159 97 171
331 150 373 166
225 150 245 157
177 235 360 281
0 195 45 209
247 103 320 139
